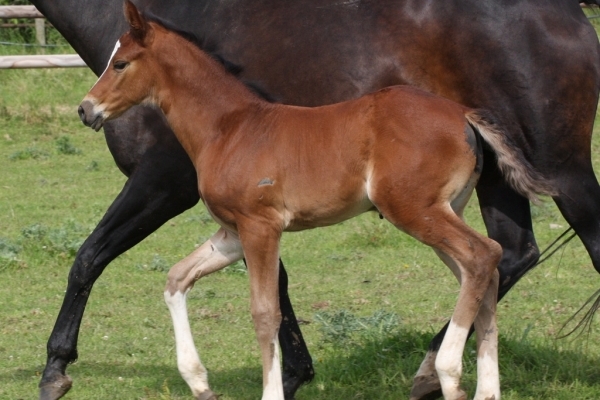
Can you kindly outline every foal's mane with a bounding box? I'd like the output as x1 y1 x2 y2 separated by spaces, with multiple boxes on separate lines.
142 12 278 103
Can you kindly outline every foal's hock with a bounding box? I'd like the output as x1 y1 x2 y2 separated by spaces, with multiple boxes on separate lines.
79 2 554 399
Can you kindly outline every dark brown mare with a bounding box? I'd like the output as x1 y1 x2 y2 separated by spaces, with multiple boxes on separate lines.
33 0 600 399
78 3 555 399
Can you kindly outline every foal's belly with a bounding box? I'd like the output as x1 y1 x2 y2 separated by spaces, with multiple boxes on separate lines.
281 183 375 232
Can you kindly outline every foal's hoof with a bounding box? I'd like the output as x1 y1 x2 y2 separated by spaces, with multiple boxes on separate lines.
409 373 442 400
196 389 219 400
39 374 73 400
283 366 315 400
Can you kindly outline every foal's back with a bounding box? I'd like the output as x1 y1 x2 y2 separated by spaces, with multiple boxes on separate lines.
272 84 477 188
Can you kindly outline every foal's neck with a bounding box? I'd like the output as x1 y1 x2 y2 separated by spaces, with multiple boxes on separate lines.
153 30 265 160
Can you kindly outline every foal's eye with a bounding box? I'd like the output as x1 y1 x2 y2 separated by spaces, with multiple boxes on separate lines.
113 61 129 71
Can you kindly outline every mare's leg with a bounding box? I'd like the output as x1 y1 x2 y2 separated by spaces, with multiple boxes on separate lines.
411 165 536 400
239 223 285 400
478 162 539 300
278 261 315 398
164 228 244 400
552 163 600 273
39 125 200 400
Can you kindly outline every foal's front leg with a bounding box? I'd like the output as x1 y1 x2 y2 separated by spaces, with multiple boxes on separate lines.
164 228 244 400
239 224 285 400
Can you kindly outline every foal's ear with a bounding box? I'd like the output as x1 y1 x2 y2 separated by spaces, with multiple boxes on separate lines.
124 0 151 44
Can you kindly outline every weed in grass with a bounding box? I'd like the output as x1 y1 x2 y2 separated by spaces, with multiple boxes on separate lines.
86 160 100 171
314 309 400 345
21 223 47 240
55 135 81 155
136 254 171 273
221 260 247 275
46 221 90 256
32 220 90 257
9 147 49 161
0 237 20 270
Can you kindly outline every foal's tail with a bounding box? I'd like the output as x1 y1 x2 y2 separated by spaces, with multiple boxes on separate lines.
465 109 557 203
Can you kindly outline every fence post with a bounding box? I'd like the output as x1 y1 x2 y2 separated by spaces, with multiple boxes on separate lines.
35 18 45 46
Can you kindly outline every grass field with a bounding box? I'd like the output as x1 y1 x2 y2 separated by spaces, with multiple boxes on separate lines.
3 19 600 400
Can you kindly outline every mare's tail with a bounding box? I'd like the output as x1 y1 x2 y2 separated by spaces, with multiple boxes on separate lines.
465 109 556 203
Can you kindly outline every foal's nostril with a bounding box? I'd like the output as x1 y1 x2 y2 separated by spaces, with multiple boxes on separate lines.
78 105 86 123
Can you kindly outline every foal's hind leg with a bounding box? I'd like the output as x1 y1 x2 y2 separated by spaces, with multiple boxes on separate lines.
164 228 244 400
428 217 501 400
473 269 499 400
382 203 501 399
433 250 500 400
411 163 537 400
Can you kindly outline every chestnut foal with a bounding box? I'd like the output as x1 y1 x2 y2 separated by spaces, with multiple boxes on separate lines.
79 2 554 399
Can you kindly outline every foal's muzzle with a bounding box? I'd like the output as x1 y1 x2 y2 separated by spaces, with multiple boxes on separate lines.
78 100 105 132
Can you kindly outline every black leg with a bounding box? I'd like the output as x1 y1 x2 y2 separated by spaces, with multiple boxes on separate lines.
278 260 314 400
40 137 200 400
552 166 600 274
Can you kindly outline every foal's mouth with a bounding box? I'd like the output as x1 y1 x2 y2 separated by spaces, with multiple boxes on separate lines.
78 100 106 132
89 115 105 132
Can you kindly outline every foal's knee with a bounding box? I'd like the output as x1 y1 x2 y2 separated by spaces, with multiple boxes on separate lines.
467 238 502 288
165 263 191 295
251 307 283 341
485 239 502 275
482 238 502 271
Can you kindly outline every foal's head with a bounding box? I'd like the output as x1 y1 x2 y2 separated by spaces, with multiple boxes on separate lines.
79 0 165 131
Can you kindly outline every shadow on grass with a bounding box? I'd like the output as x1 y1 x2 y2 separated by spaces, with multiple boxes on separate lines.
181 329 600 399
1 361 191 398
3 330 600 399
287 329 600 399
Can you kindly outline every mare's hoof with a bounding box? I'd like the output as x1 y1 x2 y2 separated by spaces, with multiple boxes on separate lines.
283 366 315 400
196 390 219 400
409 373 442 400
39 374 73 400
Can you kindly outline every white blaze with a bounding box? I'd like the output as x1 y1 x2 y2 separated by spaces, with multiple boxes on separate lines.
90 40 121 90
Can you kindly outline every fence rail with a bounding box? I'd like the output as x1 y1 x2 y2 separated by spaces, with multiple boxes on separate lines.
0 5 86 69
0 54 86 68
0 5 43 18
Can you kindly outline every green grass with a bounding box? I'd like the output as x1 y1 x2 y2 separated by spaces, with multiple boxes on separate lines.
2 23 600 400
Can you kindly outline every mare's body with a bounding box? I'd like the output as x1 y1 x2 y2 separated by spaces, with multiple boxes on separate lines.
32 1 600 399
80 7 552 397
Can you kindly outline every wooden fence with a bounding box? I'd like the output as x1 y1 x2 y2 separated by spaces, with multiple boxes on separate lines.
0 5 86 69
